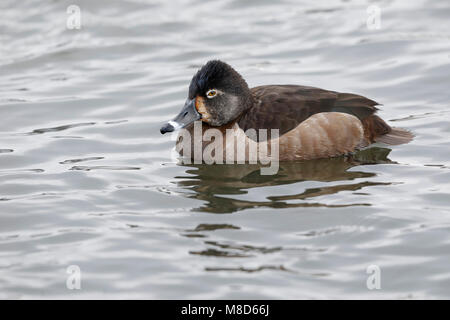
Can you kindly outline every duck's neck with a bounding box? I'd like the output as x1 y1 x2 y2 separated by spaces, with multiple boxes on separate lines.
239 88 255 114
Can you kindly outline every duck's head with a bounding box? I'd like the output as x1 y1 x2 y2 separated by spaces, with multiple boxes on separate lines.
160 60 253 134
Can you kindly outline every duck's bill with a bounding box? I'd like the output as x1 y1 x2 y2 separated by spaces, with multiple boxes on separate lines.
160 98 201 134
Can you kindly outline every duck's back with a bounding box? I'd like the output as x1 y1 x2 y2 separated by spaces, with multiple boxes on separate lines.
236 85 412 160
241 85 379 136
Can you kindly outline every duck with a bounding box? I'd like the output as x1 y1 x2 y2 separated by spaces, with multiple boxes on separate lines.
160 60 413 162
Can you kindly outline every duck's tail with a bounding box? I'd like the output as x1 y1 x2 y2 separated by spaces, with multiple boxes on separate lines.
362 115 414 146
374 127 414 145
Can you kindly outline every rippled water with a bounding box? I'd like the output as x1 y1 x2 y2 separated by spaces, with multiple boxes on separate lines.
1 0 449 299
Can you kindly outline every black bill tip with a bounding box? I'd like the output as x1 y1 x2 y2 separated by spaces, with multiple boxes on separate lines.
160 123 175 134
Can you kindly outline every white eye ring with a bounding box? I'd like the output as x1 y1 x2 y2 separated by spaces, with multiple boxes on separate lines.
206 89 217 99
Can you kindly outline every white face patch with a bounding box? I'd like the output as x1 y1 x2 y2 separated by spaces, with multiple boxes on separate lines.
168 120 182 130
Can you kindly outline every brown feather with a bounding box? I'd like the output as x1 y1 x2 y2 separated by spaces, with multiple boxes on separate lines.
239 85 379 140
361 115 391 143
360 115 414 145
375 128 414 145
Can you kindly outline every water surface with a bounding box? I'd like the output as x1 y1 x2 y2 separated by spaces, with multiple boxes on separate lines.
0 0 449 299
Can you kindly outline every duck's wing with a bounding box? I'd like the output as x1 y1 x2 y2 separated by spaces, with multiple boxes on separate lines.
239 85 380 137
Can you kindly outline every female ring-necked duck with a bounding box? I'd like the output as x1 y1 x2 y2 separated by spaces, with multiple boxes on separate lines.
160 60 413 161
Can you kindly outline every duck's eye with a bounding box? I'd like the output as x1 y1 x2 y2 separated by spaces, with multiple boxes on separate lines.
206 89 217 98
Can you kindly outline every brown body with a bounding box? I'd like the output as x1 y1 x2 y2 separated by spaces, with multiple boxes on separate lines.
178 85 413 161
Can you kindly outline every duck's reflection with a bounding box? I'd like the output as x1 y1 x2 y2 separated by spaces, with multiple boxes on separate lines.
175 147 393 213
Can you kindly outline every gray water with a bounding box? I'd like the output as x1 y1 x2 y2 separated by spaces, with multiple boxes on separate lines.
1 0 449 299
